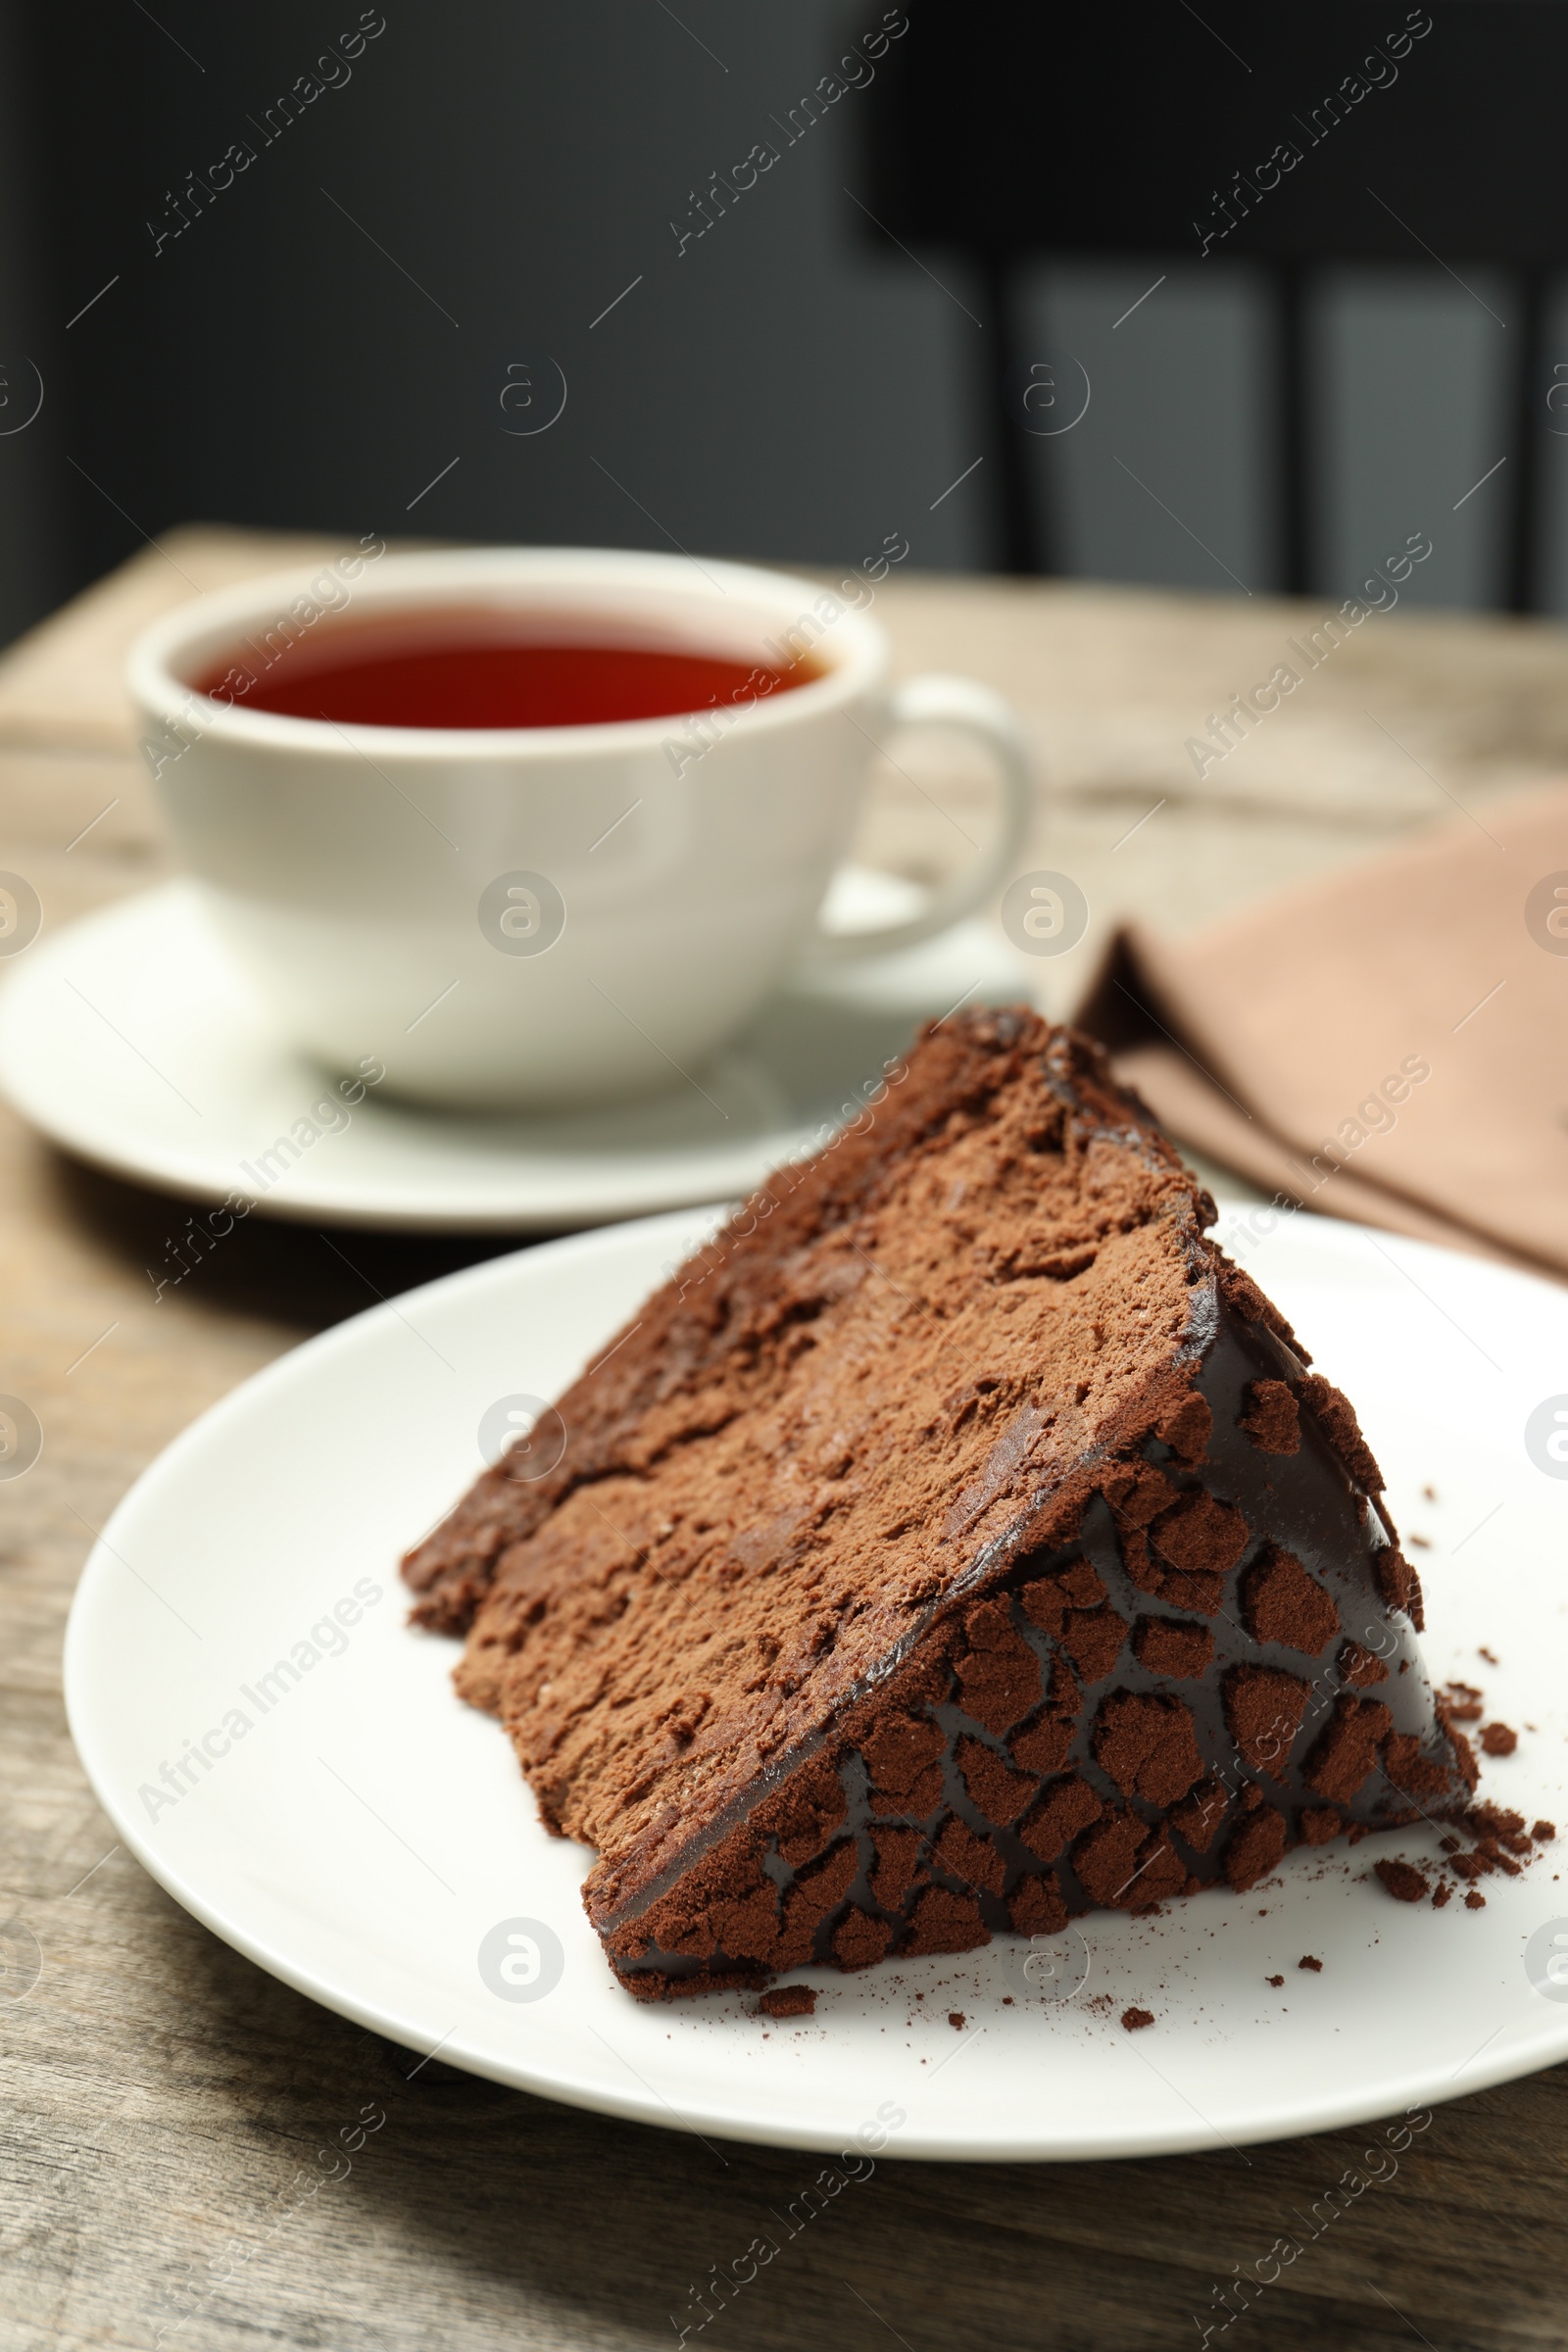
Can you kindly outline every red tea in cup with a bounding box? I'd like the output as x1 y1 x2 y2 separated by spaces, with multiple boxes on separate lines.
195 615 817 729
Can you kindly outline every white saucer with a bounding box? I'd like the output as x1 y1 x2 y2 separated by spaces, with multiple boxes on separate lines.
0 871 1026 1229
64 1202 1568 2160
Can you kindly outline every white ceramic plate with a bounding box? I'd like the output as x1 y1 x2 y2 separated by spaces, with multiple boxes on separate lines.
64 1201 1568 2161
0 873 1025 1230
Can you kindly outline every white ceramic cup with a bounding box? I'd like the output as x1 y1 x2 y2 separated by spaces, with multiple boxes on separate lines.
127 546 1033 1109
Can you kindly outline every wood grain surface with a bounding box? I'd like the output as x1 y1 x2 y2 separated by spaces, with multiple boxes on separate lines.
4 531 1568 2352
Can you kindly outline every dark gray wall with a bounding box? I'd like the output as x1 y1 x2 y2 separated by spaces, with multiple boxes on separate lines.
0 0 1555 644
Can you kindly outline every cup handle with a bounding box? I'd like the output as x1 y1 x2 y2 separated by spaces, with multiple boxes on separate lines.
800 672 1034 964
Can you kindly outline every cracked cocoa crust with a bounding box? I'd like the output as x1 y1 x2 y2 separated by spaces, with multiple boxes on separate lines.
400 1008 1475 1997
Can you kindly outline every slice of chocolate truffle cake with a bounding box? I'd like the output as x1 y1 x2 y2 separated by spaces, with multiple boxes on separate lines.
404 1009 1475 1998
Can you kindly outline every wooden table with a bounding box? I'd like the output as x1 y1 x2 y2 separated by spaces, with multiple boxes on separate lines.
5 531 1568 2352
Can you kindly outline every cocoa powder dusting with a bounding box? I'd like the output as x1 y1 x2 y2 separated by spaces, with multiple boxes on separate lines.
1238 1379 1299 1454
1239 1545 1337 1656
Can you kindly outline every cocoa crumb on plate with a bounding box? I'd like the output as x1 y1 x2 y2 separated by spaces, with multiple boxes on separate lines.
759 1985 815 2019
1374 1859 1430 1903
1443 1681 1484 1723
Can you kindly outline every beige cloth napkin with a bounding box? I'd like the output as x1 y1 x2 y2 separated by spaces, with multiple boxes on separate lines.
1075 781 1568 1279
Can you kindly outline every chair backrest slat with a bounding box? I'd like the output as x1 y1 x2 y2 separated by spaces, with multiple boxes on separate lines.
859 3 1568 604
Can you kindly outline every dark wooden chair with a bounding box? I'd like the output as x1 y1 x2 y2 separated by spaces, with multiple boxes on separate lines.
858 3 1568 607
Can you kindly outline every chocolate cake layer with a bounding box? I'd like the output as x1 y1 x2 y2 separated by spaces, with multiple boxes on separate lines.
403 1009 1476 1997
